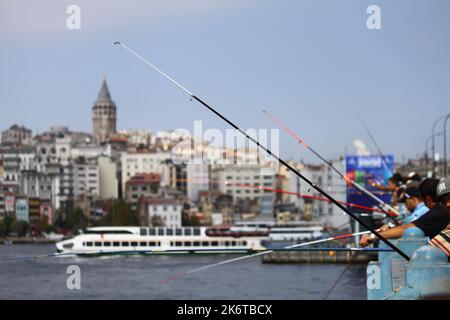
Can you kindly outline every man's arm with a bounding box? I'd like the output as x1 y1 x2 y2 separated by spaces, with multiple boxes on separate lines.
360 223 416 247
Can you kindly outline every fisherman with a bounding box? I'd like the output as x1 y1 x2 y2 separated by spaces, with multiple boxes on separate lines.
369 173 405 207
360 178 449 246
429 178 450 259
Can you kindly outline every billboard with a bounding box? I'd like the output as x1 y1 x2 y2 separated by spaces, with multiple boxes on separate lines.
345 155 394 209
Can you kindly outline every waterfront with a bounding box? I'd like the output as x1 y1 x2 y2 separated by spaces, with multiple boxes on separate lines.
0 244 366 300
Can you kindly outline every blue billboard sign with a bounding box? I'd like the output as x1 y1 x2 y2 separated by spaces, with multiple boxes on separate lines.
345 155 394 209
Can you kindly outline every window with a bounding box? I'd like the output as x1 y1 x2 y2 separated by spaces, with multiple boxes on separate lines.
193 228 201 236
184 228 191 236
166 228 173 236
149 228 156 236
139 241 147 247
175 228 182 236
225 241 230 246
122 241 129 247
149 241 157 247
184 241 191 247
104 242 111 247
158 228 165 236
211 241 218 247
94 242 102 247
202 241 209 246
140 228 147 236
175 241 182 247
131 242 138 247
193 241 200 246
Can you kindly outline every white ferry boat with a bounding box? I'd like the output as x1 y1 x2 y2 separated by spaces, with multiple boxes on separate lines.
55 226 267 255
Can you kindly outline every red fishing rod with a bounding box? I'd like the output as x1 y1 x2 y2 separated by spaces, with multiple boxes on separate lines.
263 110 400 227
114 41 409 261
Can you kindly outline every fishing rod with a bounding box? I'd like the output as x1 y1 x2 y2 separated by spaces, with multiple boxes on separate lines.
263 110 401 226
178 177 397 216
114 41 409 261
356 113 393 177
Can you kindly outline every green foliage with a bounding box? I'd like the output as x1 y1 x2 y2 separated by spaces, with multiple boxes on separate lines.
12 219 29 237
66 207 87 234
97 200 137 226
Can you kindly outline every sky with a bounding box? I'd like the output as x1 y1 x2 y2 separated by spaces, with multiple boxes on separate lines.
1 0 449 164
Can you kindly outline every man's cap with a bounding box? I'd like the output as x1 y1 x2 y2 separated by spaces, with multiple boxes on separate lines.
399 186 422 203
435 177 450 201
406 172 421 182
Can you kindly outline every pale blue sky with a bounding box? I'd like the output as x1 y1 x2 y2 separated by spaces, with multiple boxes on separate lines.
1 0 449 164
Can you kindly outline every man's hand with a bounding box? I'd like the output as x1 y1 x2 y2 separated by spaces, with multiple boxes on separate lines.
359 234 374 247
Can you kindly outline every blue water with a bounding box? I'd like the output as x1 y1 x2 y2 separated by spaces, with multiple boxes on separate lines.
0 244 367 299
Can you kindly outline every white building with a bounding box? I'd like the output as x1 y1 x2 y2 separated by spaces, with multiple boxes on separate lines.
211 164 276 203
140 198 182 228
72 157 100 198
117 129 151 146
186 163 209 202
294 160 349 228
98 156 118 199
121 151 171 194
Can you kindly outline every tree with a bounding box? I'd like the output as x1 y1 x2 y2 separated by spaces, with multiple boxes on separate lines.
97 200 137 226
12 220 29 237
150 215 165 227
66 207 87 235
0 219 5 236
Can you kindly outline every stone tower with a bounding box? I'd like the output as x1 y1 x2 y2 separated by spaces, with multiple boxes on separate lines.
92 78 117 144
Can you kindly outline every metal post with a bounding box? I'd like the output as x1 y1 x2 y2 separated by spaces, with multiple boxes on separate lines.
444 114 450 177
432 116 447 177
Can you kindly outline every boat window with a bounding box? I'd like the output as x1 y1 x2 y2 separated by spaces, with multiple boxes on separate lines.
243 241 247 246
157 241 161 247
184 241 191 247
63 242 74 249
149 228 156 236
175 241 182 247
184 228 191 236
231 241 236 247
158 228 165 236
175 228 182 236
104 242 111 247
193 241 200 246
225 241 230 246
139 241 147 246
94 242 102 247
211 241 218 247
140 228 147 236
113 242 120 247
148 241 156 246
131 242 138 247
202 241 209 246
166 228 173 236
122 241 129 247
193 228 200 236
